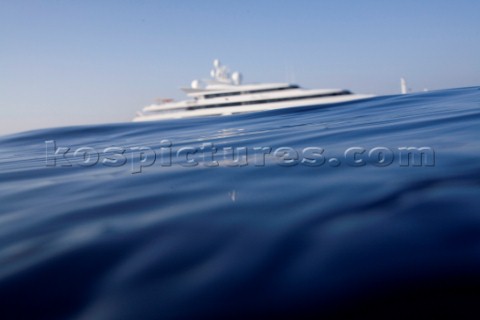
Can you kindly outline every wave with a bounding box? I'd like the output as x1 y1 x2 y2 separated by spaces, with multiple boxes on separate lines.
0 87 479 318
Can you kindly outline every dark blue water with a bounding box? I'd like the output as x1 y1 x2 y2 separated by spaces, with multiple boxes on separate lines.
1 87 480 319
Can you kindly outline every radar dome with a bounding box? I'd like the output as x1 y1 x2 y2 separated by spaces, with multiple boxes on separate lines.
191 79 204 89
213 59 221 68
231 72 243 85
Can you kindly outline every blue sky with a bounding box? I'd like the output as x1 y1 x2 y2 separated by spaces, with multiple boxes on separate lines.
1 0 479 135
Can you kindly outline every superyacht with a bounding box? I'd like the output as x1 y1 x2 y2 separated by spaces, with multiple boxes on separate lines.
133 60 373 122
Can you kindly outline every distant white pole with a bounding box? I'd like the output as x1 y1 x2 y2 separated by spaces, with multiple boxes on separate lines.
400 77 408 94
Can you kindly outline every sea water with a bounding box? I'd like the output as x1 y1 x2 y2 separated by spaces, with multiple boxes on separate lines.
0 87 479 318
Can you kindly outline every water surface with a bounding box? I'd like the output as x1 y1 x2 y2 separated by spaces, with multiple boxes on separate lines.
1 87 480 318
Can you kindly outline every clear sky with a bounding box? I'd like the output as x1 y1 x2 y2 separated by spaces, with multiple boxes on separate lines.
1 0 479 136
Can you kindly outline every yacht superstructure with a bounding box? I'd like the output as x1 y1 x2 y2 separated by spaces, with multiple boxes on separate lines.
133 60 374 122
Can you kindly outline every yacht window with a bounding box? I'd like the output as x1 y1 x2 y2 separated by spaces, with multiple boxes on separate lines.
189 90 352 110
204 85 300 99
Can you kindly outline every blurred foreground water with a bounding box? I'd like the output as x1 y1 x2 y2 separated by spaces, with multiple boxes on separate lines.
0 87 480 318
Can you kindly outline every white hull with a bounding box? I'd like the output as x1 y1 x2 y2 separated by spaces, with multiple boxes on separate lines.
133 93 373 122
